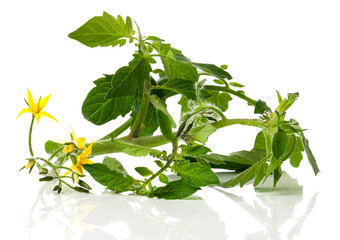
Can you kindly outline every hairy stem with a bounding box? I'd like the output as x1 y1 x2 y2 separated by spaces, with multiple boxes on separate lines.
99 118 132 141
28 115 35 157
128 83 150 138
139 140 178 193
91 118 266 156
204 85 257 106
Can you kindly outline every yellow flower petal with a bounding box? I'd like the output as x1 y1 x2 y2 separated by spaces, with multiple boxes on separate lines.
80 141 93 158
75 137 86 149
40 111 58 122
63 144 74 154
80 158 94 165
27 89 36 109
17 108 32 119
63 170 71 176
71 127 76 141
35 112 43 124
38 94 52 112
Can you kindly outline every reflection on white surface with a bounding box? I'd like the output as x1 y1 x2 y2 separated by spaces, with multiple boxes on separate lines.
24 172 318 240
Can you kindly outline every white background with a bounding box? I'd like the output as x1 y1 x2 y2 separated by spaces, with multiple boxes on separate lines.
1 0 339 239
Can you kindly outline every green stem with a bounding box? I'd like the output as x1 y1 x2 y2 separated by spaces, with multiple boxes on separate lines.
47 147 64 161
91 118 266 156
28 115 35 157
98 118 132 141
204 85 257 106
128 83 150 138
139 141 178 193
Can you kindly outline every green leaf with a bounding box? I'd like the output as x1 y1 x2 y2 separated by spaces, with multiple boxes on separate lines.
106 53 151 98
111 139 162 157
130 103 159 137
162 79 196 100
229 82 245 88
254 99 271 114
68 12 135 48
82 75 133 125
148 180 200 199
280 134 297 161
83 163 134 193
200 149 266 171
154 160 164 168
299 132 320 175
184 145 212 156
290 137 304 167
103 156 128 176
156 110 174 141
253 131 266 150
173 162 220 187
135 167 153 177
192 62 232 80
45 140 63 155
159 173 169 184
39 176 54 182
273 167 283 189
148 94 176 127
156 46 199 82
272 129 289 160
205 91 232 112
187 124 217 144
221 158 268 188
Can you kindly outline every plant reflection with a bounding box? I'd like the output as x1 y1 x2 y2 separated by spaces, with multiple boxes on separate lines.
214 172 318 240
26 183 227 240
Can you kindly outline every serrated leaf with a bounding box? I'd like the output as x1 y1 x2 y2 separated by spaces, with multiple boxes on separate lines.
200 149 266 171
184 145 212 156
187 124 217 144
111 139 161 157
82 75 133 125
83 163 134 193
148 95 176 127
106 53 151 98
205 91 232 112
148 180 200 199
103 156 128 176
69 12 135 48
155 46 199 82
221 158 268 188
254 99 271 114
135 167 153 177
156 110 174 141
162 79 196 100
173 162 220 187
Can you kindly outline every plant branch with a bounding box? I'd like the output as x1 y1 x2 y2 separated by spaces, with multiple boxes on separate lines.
98 118 132 141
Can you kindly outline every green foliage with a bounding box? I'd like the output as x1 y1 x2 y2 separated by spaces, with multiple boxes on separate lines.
106 53 151 98
83 163 134 193
172 162 220 187
23 12 319 200
148 180 200 199
82 75 133 125
68 12 134 48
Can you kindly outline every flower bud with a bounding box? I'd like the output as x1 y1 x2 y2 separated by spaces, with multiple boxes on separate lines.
78 180 92 190
39 168 48 174
72 172 79 184
25 159 36 169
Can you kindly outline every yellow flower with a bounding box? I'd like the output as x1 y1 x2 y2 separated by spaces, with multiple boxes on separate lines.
61 128 86 154
17 88 57 124
65 141 94 176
